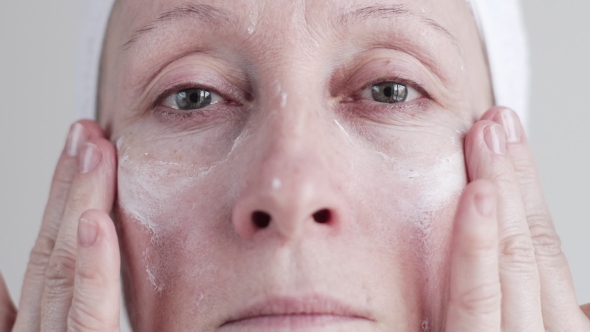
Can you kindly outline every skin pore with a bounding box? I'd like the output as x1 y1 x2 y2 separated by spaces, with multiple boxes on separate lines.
99 0 493 330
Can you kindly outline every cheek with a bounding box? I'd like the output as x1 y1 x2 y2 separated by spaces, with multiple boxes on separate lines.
114 119 246 298
343 122 466 323
114 113 467 328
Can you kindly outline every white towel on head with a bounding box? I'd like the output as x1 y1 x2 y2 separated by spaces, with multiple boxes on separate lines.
469 0 530 127
78 0 529 127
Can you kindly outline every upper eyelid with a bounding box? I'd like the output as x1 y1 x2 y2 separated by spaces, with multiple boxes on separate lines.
329 51 442 101
144 63 249 110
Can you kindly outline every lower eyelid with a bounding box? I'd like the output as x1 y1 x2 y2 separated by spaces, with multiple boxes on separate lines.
151 103 243 128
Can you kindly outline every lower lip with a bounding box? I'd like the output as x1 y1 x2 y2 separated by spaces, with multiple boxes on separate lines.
221 314 365 330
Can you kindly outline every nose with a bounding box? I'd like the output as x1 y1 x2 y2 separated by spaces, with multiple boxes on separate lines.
231 94 349 241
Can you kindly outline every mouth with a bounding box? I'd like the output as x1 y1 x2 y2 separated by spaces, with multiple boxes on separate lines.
220 294 374 329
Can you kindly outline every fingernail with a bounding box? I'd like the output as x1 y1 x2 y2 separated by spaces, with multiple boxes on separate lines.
499 109 522 143
66 123 87 157
78 217 98 247
78 142 102 174
483 124 506 155
474 192 495 217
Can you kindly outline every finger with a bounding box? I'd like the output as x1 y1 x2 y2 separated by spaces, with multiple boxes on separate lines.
464 120 544 331
14 121 104 331
581 303 590 320
484 107 590 329
0 271 16 332
41 138 117 331
67 210 120 332
446 180 501 332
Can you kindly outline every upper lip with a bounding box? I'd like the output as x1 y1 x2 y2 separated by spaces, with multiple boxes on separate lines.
221 294 374 325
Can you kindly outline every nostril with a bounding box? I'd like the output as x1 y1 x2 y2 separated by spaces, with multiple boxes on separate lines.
312 209 331 224
252 211 271 228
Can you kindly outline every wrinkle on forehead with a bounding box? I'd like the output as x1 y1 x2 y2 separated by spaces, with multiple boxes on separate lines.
119 0 461 51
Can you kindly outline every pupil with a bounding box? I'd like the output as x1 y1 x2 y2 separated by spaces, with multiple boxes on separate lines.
383 86 392 97
189 92 201 103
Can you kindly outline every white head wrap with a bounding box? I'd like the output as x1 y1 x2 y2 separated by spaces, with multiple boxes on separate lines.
78 0 529 127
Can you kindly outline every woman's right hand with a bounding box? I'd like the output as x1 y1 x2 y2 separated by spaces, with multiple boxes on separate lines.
0 120 121 332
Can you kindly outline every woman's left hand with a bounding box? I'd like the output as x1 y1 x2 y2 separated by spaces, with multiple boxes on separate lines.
446 106 590 331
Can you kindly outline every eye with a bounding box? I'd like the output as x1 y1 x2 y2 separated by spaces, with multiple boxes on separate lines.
361 82 422 104
161 88 224 110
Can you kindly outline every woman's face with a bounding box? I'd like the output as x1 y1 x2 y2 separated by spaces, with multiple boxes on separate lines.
100 0 492 330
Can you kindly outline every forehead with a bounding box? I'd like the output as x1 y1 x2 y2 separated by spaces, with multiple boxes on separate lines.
113 0 474 47
108 0 478 83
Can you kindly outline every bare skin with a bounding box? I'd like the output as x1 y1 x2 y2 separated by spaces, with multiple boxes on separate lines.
1 0 590 331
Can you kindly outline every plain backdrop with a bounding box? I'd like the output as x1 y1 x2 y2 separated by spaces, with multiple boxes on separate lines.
0 1 588 331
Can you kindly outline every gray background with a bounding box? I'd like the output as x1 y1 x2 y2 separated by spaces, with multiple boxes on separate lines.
0 1 587 330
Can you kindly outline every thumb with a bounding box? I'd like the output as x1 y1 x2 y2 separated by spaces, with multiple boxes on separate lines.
68 210 120 332
446 180 502 332
0 271 16 332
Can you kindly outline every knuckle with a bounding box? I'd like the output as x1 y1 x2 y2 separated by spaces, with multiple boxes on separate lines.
451 282 502 315
68 194 91 212
489 172 514 189
44 247 77 291
27 235 56 274
75 262 108 287
52 160 76 187
512 160 537 183
499 233 537 265
68 303 118 332
529 222 563 259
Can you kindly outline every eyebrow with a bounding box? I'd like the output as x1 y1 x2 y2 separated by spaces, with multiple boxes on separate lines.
339 4 458 45
123 2 457 51
123 3 234 49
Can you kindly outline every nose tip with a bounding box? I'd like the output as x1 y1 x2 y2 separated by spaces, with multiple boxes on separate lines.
233 193 340 240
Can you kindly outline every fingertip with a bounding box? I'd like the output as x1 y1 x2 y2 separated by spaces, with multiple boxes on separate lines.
90 137 118 175
74 138 117 209
464 119 496 159
479 106 508 122
75 209 120 281
454 180 498 250
468 180 497 218
464 119 509 182
77 210 119 258
78 209 118 247
481 106 526 144
77 119 106 140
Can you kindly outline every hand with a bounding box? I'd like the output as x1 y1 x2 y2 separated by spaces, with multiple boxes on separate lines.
446 107 590 331
0 120 120 332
